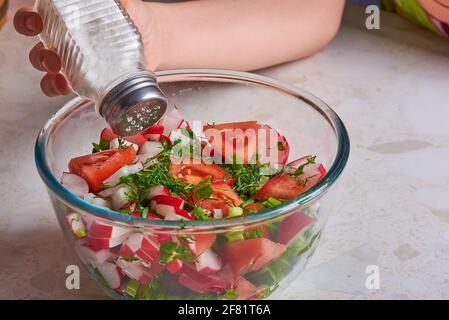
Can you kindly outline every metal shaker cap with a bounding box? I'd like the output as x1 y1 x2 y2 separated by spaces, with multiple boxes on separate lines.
99 71 167 136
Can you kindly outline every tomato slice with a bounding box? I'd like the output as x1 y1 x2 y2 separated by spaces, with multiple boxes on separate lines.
203 121 289 165
69 147 136 191
193 180 243 216
178 264 227 294
100 128 147 147
233 277 261 300
254 173 305 201
278 212 315 245
189 234 217 256
169 162 226 185
243 203 260 214
221 238 287 276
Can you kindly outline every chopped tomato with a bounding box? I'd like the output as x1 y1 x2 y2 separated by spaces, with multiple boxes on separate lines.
68 147 136 191
286 156 326 191
100 128 147 147
254 173 305 201
245 225 271 238
189 234 217 256
203 121 289 165
178 264 227 294
278 212 315 245
221 238 287 276
243 203 260 214
233 277 260 300
169 162 226 185
193 180 243 216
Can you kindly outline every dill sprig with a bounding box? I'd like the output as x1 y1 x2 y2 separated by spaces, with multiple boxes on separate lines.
120 141 194 202
224 161 278 201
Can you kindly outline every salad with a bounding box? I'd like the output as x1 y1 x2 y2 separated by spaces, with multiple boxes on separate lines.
61 109 326 300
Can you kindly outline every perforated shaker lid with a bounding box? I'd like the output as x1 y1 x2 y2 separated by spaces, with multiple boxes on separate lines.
99 71 167 136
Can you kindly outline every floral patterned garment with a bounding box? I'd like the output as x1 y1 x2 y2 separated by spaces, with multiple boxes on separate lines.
382 0 449 38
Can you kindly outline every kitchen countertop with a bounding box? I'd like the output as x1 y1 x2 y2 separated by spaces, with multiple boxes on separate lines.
1 3 449 299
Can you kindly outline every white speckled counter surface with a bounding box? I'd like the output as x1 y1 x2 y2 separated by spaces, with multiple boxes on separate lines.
1 2 449 299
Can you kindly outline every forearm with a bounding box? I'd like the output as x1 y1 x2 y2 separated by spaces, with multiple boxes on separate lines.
148 0 345 71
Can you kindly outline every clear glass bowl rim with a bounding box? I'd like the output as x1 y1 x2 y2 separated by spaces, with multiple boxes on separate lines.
35 69 350 230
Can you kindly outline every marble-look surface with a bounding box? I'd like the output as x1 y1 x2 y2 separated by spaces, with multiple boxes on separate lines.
1 3 448 299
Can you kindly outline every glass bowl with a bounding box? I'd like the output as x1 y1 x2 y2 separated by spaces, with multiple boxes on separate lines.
35 69 349 300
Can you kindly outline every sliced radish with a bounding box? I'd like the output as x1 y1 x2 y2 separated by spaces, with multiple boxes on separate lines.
89 219 131 238
87 233 130 250
196 249 222 274
116 258 160 285
65 213 86 238
151 195 184 208
80 212 96 230
119 233 160 264
75 243 112 266
138 141 163 157
111 185 132 210
136 154 159 166
298 163 326 188
151 203 175 217
103 162 143 187
147 185 170 200
143 124 164 135
100 128 118 142
97 262 121 289
174 207 194 220
83 193 112 209
163 210 183 221
96 183 127 198
167 260 183 274
61 173 89 197
145 133 161 142
160 109 185 136
110 138 139 152
151 195 185 219
286 155 326 190
158 135 172 145
119 233 144 255
278 212 315 246
213 209 223 219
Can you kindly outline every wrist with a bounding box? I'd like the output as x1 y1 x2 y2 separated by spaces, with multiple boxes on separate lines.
127 1 166 71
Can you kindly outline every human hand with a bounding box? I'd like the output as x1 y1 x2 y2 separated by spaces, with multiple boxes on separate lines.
13 0 156 97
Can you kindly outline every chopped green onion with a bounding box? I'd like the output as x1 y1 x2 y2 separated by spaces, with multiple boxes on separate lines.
92 139 110 153
125 280 140 299
195 185 214 200
225 231 245 242
141 207 149 219
220 289 239 300
192 207 211 220
267 197 282 207
75 229 86 238
240 198 255 208
228 207 243 218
